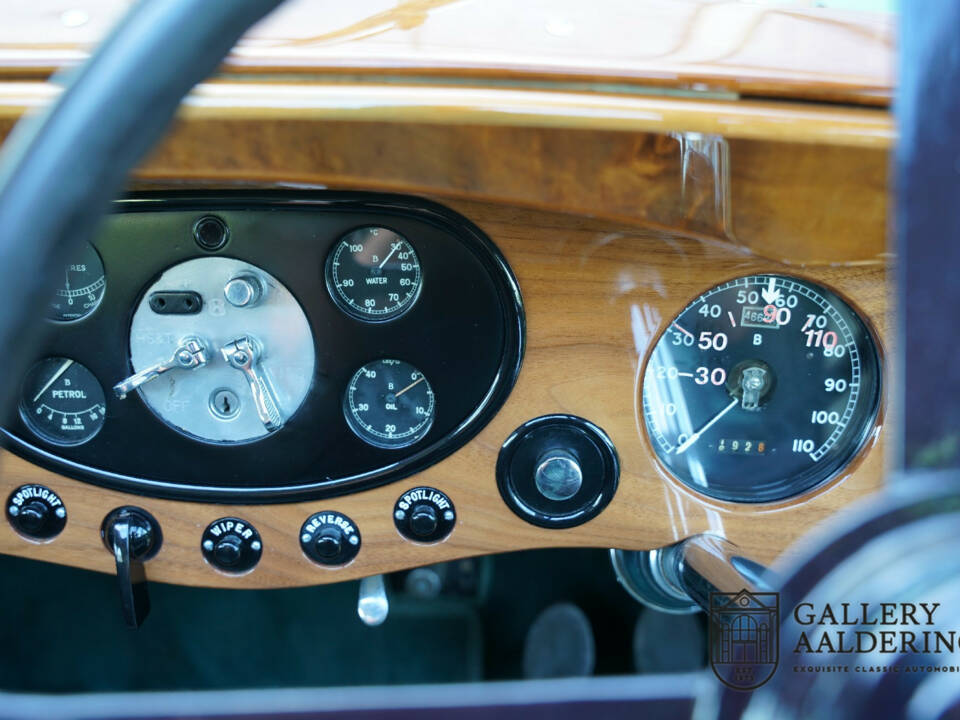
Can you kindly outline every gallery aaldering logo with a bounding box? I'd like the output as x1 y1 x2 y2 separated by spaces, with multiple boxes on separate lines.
709 589 780 690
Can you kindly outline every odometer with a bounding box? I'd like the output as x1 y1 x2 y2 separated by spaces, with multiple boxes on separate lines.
326 227 422 321
642 274 881 503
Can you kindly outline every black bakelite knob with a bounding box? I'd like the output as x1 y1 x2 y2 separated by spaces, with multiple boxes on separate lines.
6 485 67 541
300 511 361 566
393 487 456 544
315 528 343 559
17 501 49 533
201 518 262 574
409 504 439 537
213 534 243 567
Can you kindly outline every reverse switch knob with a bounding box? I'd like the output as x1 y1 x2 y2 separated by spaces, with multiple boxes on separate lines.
315 528 344 560
300 511 361 566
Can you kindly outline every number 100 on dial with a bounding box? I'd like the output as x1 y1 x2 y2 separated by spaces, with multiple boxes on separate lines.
641 274 881 503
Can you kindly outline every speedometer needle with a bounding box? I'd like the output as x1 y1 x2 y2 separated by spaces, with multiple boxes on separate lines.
675 398 738 455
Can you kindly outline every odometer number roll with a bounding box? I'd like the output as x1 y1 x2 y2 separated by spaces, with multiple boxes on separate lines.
641 274 881 503
326 227 422 321
344 359 436 449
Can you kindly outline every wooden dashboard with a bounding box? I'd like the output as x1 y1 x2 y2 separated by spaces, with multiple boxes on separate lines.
0 0 893 588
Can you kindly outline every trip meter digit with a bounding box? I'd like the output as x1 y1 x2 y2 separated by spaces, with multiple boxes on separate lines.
326 227 422 321
642 274 881 503
20 358 107 446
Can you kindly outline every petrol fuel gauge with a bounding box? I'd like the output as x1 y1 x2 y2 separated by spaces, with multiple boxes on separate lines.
20 358 107 446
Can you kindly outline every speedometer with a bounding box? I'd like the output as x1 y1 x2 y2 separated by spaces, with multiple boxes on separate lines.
641 274 881 503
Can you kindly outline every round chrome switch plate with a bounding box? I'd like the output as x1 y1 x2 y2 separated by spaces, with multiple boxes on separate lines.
127 257 315 443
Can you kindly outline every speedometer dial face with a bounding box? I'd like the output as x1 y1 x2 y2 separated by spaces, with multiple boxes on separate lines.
326 227 422 321
344 359 436 449
642 275 881 503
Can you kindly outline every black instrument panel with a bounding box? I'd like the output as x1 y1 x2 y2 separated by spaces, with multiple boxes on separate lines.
0 192 524 502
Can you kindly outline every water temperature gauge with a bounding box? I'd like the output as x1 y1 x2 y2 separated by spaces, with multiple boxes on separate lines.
326 227 422 321
20 358 107 446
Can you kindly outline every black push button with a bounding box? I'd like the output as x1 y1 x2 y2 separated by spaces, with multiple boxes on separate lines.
201 518 262 574
6 485 67 540
300 511 360 566
394 487 456 543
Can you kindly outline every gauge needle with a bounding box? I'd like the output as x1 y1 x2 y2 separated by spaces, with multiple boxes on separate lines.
32 359 73 403
394 376 425 398
675 398 738 455
378 245 399 269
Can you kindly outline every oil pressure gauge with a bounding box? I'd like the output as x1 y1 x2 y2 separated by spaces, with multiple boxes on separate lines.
20 358 107 446
344 359 435 449
642 275 881 503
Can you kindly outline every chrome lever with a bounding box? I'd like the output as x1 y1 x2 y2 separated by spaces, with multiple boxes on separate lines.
113 336 208 399
220 336 284 431
358 574 389 626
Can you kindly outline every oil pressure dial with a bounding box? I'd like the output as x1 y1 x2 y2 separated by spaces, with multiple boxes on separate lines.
344 359 435 449
642 275 881 503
